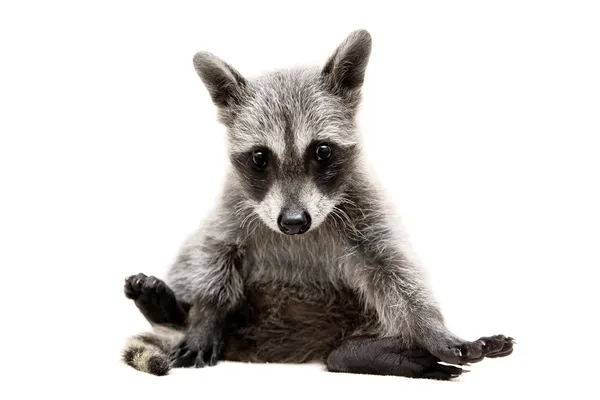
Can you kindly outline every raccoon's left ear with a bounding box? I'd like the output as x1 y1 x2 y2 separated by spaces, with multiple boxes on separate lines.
322 30 372 106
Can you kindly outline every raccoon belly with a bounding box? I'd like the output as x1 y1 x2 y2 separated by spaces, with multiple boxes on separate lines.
222 283 379 363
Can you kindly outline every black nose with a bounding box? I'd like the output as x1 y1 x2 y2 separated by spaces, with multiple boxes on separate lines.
277 209 311 235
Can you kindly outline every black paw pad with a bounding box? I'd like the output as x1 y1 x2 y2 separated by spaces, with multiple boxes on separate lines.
124 273 167 300
124 273 148 300
124 273 186 326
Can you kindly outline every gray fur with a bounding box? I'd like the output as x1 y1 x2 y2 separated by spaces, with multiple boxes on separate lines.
123 30 510 375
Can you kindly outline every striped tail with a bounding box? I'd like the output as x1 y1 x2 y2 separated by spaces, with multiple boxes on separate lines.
122 328 183 376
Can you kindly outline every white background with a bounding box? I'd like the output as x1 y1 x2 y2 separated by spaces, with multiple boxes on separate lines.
1 1 598 398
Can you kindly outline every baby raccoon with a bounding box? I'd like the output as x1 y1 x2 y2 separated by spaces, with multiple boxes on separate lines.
122 30 514 379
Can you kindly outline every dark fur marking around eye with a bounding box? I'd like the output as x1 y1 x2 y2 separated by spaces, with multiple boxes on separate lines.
230 149 277 201
305 141 357 194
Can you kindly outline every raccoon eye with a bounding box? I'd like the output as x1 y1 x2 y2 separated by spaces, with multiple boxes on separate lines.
252 150 268 169
316 143 332 161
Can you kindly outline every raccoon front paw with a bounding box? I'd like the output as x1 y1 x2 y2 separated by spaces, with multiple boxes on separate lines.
477 335 515 358
429 335 515 365
124 273 187 326
169 325 222 368
124 273 164 300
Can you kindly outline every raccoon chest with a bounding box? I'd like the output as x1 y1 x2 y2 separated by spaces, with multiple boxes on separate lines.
243 252 336 284
243 234 348 285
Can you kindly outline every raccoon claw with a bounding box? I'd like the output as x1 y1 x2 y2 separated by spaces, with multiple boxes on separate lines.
478 335 515 358
421 362 466 380
124 273 148 300
431 334 515 365
169 347 196 368
125 273 168 300
169 328 222 369
194 342 220 368
399 349 466 380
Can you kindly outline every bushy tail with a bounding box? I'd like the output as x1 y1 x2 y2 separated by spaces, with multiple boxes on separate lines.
122 328 182 376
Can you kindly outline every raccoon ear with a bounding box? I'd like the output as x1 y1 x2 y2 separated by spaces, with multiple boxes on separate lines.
322 30 372 104
193 52 247 108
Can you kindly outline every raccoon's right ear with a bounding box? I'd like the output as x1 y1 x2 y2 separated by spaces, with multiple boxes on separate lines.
193 52 247 109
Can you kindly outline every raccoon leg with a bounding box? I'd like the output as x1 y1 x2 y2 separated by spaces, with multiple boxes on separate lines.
124 273 191 327
345 222 515 365
168 305 224 368
122 275 190 375
166 242 244 369
325 336 464 380
353 258 515 366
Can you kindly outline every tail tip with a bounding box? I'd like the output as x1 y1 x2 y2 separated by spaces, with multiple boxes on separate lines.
147 355 170 376
122 345 171 376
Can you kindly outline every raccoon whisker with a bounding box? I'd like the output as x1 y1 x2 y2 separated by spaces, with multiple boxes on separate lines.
241 215 261 241
248 216 261 234
331 213 341 230
244 215 260 233
332 206 352 227
331 208 350 231
338 196 367 220
327 208 341 229
234 201 254 217
338 196 358 208
240 211 257 230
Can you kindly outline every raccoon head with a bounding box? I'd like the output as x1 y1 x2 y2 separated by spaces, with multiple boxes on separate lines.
193 30 372 235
